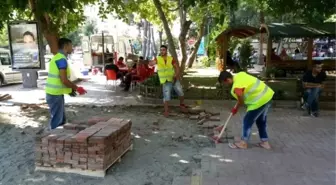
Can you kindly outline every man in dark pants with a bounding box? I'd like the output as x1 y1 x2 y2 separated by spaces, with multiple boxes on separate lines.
302 61 327 117
45 38 87 130
217 71 274 149
123 63 138 92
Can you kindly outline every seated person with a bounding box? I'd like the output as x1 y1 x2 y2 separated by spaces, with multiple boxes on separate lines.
271 48 282 61
279 48 288 59
123 63 138 92
226 50 241 72
137 56 150 75
293 49 303 60
139 56 150 67
301 61 327 117
116 57 126 68
104 58 125 84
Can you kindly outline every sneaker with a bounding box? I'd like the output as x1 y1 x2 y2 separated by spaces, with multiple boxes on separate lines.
301 103 307 110
310 112 319 117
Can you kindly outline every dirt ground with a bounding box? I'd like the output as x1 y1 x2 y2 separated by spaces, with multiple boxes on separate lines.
0 104 215 185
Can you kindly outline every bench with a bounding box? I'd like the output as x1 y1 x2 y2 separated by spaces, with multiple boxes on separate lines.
320 79 336 101
297 79 336 102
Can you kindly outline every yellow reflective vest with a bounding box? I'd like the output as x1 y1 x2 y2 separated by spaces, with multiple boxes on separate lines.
45 53 72 95
157 56 175 84
231 72 274 111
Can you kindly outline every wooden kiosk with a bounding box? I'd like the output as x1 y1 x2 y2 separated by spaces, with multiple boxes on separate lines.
261 23 336 71
215 23 335 72
215 26 259 71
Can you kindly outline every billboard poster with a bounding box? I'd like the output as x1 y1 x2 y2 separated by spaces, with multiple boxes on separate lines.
8 21 42 69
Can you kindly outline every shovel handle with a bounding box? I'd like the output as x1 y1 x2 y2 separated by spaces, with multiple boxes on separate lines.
216 103 238 141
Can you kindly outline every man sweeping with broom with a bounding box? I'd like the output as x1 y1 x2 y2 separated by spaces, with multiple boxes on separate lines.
215 71 274 149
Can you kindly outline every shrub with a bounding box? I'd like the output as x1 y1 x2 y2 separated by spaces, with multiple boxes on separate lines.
143 74 160 86
200 56 211 67
239 39 253 71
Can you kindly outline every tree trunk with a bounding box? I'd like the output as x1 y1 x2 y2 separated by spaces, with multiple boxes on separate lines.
178 18 192 75
44 32 59 54
142 20 148 58
177 0 192 75
187 17 206 68
229 6 236 26
138 21 142 39
152 0 178 63
151 26 157 56
258 11 265 65
29 0 59 54
146 23 151 58
159 30 163 46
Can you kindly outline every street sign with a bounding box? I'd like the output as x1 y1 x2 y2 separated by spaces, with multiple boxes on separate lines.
188 38 196 46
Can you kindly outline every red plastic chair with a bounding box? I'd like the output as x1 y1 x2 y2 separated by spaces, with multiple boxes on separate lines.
130 65 148 91
148 66 155 76
105 69 117 91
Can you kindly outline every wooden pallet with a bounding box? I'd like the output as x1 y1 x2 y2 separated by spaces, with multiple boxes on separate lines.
35 144 133 178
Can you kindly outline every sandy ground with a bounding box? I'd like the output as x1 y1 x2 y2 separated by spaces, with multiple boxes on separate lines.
0 104 215 185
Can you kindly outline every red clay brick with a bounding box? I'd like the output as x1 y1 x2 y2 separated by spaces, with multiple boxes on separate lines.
64 136 74 144
75 133 91 142
79 157 87 163
88 151 97 155
63 123 77 130
71 148 79 153
190 115 199 120
41 136 50 145
209 116 220 121
56 158 64 163
87 117 111 126
88 136 105 144
75 124 88 131
72 143 80 148
72 120 88 125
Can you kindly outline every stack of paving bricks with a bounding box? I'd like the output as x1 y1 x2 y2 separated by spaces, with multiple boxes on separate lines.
35 117 132 177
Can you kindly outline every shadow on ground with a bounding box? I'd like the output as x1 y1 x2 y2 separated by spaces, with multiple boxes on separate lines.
0 105 214 185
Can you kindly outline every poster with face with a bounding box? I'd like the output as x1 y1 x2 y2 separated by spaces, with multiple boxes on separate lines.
8 22 41 69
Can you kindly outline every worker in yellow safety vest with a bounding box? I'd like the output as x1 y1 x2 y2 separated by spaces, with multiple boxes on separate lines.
150 45 188 117
218 71 274 150
45 38 87 130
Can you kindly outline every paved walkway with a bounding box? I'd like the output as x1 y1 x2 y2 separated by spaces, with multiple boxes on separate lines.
0 75 144 105
1 77 335 184
196 108 336 185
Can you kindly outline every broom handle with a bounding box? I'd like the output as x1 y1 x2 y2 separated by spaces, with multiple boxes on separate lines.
217 103 238 139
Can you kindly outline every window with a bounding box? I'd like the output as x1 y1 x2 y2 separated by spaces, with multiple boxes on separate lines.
0 53 11 65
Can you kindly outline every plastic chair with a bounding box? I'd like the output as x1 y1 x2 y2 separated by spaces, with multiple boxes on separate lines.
130 65 148 91
105 69 118 91
148 66 155 76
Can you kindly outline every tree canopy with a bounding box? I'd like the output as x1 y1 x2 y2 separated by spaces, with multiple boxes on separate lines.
0 0 334 57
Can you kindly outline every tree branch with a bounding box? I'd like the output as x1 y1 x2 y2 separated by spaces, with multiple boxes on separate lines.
167 0 184 12
187 16 207 68
152 0 178 62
